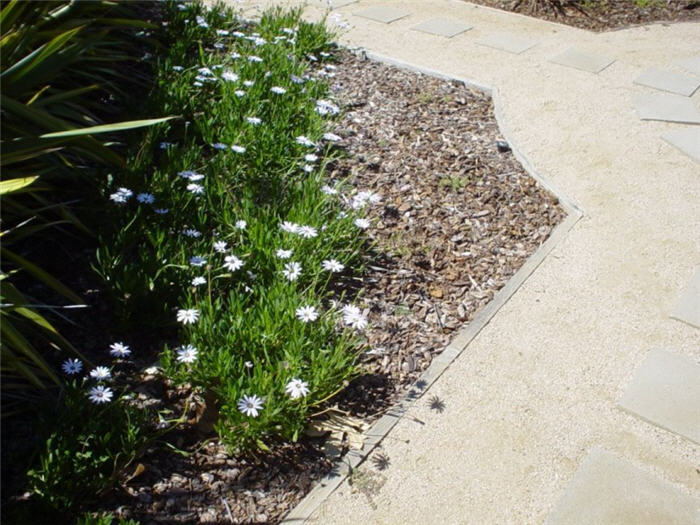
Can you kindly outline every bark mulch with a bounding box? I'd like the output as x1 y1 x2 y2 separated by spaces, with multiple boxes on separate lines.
466 0 699 31
101 50 565 524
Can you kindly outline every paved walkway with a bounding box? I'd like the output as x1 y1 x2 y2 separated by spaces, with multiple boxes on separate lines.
233 1 700 522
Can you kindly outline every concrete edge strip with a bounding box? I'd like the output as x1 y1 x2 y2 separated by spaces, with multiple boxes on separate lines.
281 49 583 524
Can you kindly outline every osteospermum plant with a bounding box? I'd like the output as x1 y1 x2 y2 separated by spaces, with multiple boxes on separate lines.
96 1 373 451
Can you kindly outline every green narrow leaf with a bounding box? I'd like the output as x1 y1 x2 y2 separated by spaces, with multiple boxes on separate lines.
0 176 39 195
40 116 179 138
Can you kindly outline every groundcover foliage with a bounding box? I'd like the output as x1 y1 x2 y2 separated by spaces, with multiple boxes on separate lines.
13 2 377 519
95 1 372 452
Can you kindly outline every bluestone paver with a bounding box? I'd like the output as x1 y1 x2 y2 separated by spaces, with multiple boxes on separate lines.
670 266 700 327
549 48 614 73
663 128 700 164
354 5 410 24
545 448 700 525
675 55 700 76
328 0 357 8
411 18 472 38
634 67 700 96
474 33 537 54
618 348 700 443
635 93 700 124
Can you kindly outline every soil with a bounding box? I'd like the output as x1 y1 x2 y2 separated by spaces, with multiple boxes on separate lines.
5 49 565 524
465 0 700 31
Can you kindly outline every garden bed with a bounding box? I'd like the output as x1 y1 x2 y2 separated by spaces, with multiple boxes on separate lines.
466 0 699 31
2 3 564 524
100 50 564 525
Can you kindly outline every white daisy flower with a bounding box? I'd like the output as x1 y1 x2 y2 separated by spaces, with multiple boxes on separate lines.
221 70 239 82
62 358 83 375
212 142 228 150
176 308 200 324
285 378 310 399
243 80 255 87
235 220 247 230
354 218 370 229
282 261 302 281
155 208 169 214
88 385 114 404
183 228 201 238
231 145 246 154
230 52 241 59
280 221 299 233
315 99 340 116
187 183 205 195
193 81 203 87
109 342 131 358
231 31 245 38
137 192 155 204
234 90 246 97
189 256 207 266
291 74 305 84
172 66 183 72
244 361 254 369
323 132 342 142
342 304 368 330
295 305 319 323
297 225 318 238
191 276 206 286
176 344 198 364
109 187 133 204
306 53 318 62
223 255 244 271
322 259 344 273
302 164 314 173
295 135 315 147
246 117 262 125
247 55 263 63
89 366 111 381
276 248 292 259
195 16 209 28
270 86 286 95
213 241 228 253
197 67 213 76
281 27 296 35
238 394 264 417
321 185 338 195
304 154 318 163
216 29 229 36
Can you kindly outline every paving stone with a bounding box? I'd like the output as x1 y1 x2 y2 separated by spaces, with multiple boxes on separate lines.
618 348 700 443
410 18 473 38
474 33 537 54
662 128 700 164
549 48 614 73
635 93 700 124
675 55 700 76
634 67 700 96
670 266 700 326
354 5 411 24
327 0 357 8
545 448 700 525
